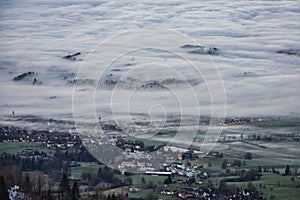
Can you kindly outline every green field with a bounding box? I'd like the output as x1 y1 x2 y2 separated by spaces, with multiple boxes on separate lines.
71 171 300 200
0 142 46 154
257 174 300 200
225 174 300 200
71 162 100 179
253 118 300 129
131 174 166 187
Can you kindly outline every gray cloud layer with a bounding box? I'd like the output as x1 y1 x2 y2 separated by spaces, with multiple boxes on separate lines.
0 0 299 122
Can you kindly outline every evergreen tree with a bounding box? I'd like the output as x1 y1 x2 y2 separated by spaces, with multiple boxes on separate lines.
70 181 80 200
244 152 252 160
111 193 116 200
258 166 262 173
60 173 70 199
0 176 9 200
23 173 32 194
222 159 228 169
46 189 53 200
141 177 146 185
163 176 172 184
285 165 290 175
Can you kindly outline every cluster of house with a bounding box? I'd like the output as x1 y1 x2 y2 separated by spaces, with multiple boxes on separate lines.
116 138 163 153
164 162 201 178
223 117 280 126
119 159 156 172
18 148 48 159
176 187 256 200
223 118 252 125
177 186 211 199
160 189 175 195
0 126 80 150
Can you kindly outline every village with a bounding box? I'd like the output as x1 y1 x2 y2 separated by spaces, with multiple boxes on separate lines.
0 116 300 199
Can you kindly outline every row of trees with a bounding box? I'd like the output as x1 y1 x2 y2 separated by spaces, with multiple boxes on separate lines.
80 165 125 188
0 165 52 199
60 173 80 200
0 166 81 200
